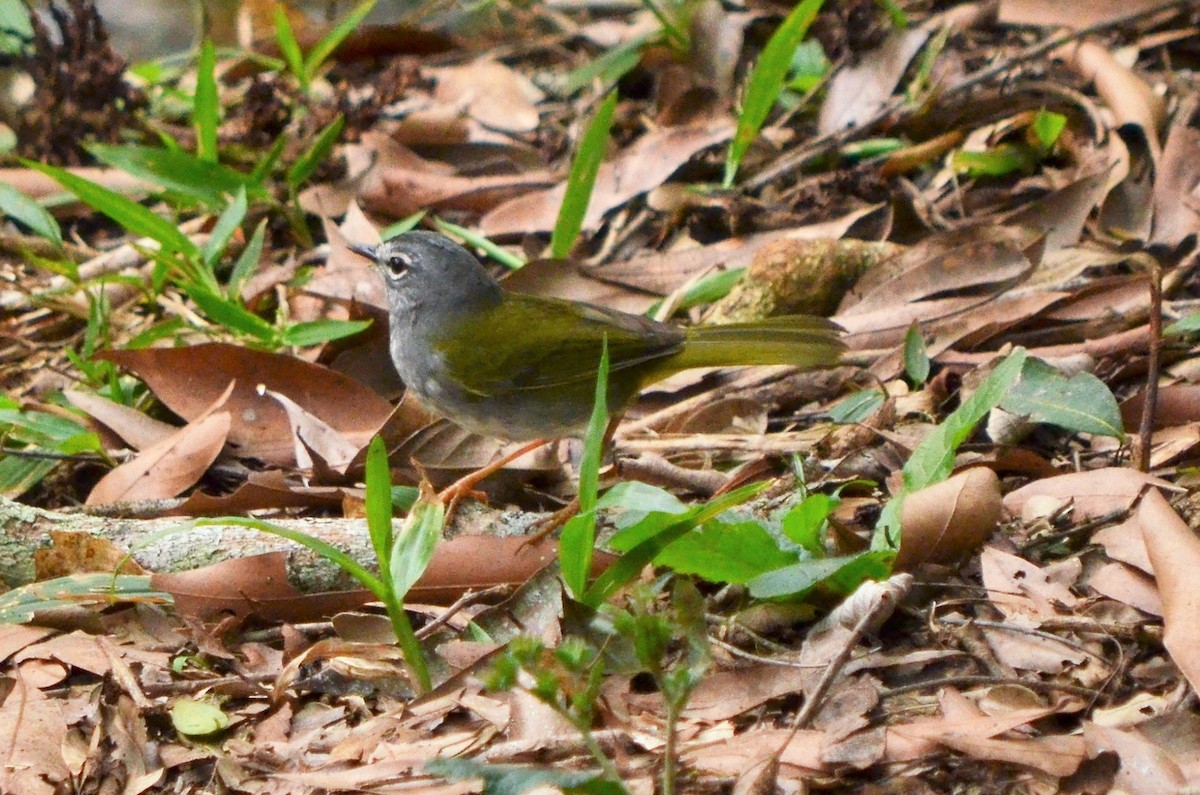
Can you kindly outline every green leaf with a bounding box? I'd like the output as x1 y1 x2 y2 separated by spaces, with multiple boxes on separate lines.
389 495 443 599
273 5 305 84
171 699 230 737
380 210 427 240
902 348 1026 492
25 161 197 256
560 339 610 600
303 0 378 86
952 143 1039 178
426 758 625 795
828 389 885 424
0 182 62 245
748 549 894 600
0 574 170 625
185 287 276 341
1031 110 1067 151
781 492 836 555
194 39 220 163
201 186 247 268
227 218 267 298
433 218 526 270
597 481 687 516
584 483 765 607
556 34 649 96
287 115 344 191
646 518 798 584
280 319 372 348
647 267 745 316
724 0 825 187
251 135 288 184
787 39 830 92
364 435 394 571
551 90 618 259
1166 311 1200 336
88 144 265 207
1001 357 1124 439
0 455 58 499
840 137 907 161
903 323 930 385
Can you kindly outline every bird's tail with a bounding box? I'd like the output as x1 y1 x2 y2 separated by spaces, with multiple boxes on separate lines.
665 316 846 373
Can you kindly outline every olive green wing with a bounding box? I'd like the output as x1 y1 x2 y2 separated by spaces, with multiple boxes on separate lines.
437 294 684 397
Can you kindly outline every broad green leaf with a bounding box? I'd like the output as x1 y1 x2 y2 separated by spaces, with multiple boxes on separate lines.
303 0 378 86
194 39 219 163
902 348 1026 492
953 143 1039 178
88 144 265 207
828 389 885 424
646 518 797 584
647 267 744 316
171 699 229 737
0 182 62 245
389 495 443 599
426 758 624 795
724 0 825 187
0 455 58 499
1166 311 1200 336
280 319 372 348
201 186 248 267
26 161 196 256
748 549 893 600
903 323 930 385
1032 110 1067 151
551 90 618 259
787 39 830 92
1001 357 1124 439
0 574 170 625
287 115 345 190
781 492 836 555
596 481 687 517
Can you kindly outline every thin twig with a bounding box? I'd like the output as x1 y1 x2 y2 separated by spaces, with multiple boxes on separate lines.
1136 251 1164 472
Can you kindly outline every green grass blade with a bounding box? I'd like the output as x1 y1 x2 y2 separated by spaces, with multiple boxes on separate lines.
88 144 266 207
185 286 277 341
303 0 378 85
724 0 825 187
560 340 609 600
273 5 305 85
433 218 526 270
201 186 247 268
194 39 220 163
287 115 344 191
227 218 267 298
364 435 394 580
551 90 618 259
280 319 372 348
26 161 196 256
0 182 62 246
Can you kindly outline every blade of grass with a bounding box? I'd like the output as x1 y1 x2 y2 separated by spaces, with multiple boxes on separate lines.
286 115 344 192
273 5 306 86
26 161 197 257
433 218 526 270
201 186 247 268
227 218 266 299
303 0 378 86
551 90 618 259
194 39 219 163
724 0 825 187
560 339 609 600
0 182 62 246
88 144 266 207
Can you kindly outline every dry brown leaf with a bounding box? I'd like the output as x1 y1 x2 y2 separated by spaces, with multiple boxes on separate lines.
1137 489 1200 695
63 389 177 452
1002 467 1176 520
895 467 1001 571
1058 41 1165 160
97 344 394 468
1085 561 1162 616
1084 722 1188 795
1152 94 1200 245
431 60 543 134
818 26 930 135
999 0 1166 27
0 672 70 795
85 412 231 506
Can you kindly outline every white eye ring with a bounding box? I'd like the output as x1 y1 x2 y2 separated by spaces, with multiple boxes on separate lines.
387 254 412 278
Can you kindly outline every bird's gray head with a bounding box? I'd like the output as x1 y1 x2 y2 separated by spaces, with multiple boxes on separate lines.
349 231 501 316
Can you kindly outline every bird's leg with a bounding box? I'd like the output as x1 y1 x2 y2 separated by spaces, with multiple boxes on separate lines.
520 416 623 547
437 437 552 514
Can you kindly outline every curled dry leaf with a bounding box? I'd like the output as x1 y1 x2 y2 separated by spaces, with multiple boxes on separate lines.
895 468 1001 571
85 412 231 507
1152 94 1200 246
97 344 394 468
1057 41 1165 160
1002 467 1177 520
63 388 177 452
1137 489 1200 695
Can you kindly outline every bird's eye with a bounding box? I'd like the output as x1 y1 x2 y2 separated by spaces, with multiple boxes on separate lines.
387 254 411 276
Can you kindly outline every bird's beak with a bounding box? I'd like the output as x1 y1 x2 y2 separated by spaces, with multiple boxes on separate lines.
348 243 378 260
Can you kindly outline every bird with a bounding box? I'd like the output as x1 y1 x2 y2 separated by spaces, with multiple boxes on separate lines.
349 231 845 444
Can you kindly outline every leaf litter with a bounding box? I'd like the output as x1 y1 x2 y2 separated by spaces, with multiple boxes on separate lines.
3 0 1200 792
